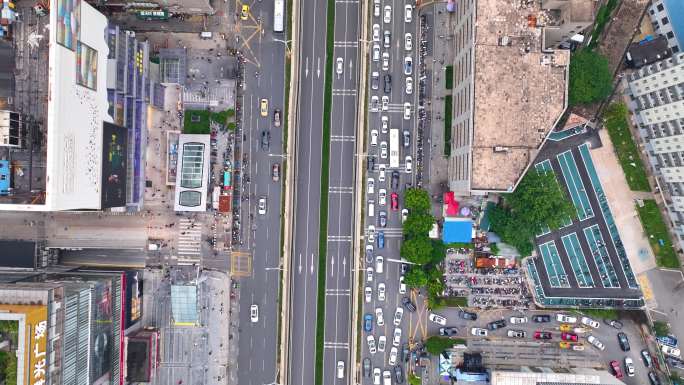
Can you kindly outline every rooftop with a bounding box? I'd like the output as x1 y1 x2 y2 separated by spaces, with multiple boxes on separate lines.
471 0 569 192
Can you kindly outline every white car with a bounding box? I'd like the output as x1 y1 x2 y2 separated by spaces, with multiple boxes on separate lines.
383 5 391 23
404 4 412 22
624 357 635 377
401 208 409 222
372 44 380 62
378 189 387 206
403 103 411 120
375 255 384 274
373 0 380 17
365 286 372 303
378 335 387 352
471 327 488 337
373 368 381 385
258 197 267 215
556 314 577 323
509 316 528 324
381 96 389 111
375 307 385 326
405 77 413 95
367 225 376 239
393 307 404 326
403 56 412 75
383 30 391 48
399 276 406 294
377 282 386 301
371 95 380 112
662 345 681 358
337 360 345 379
378 164 386 182
381 115 389 133
392 328 402 347
367 177 375 194
367 335 377 354
404 33 412 51
587 335 605 351
336 57 343 75
580 316 600 329
367 230 375 244
383 369 392 385
388 347 398 365
371 129 379 146
380 141 388 159
405 156 412 173
250 304 259 323
428 313 447 326
366 267 374 282
372 24 380 41
382 52 390 71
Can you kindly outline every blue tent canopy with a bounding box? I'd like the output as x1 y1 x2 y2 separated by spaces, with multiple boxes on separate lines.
442 219 473 244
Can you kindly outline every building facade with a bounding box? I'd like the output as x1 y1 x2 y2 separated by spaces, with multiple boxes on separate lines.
647 0 684 53
625 52 684 248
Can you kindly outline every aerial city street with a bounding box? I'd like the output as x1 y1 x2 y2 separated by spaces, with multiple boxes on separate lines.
2 0 684 385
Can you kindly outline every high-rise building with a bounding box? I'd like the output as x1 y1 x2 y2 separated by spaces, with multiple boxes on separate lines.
0 268 141 385
647 0 684 53
447 0 570 195
625 52 684 248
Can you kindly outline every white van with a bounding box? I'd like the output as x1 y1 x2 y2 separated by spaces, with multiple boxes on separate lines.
368 201 375 217
200 31 213 39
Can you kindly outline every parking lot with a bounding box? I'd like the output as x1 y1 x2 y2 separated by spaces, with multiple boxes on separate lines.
530 128 643 306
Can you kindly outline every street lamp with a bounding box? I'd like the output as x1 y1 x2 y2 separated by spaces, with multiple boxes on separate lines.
273 38 292 56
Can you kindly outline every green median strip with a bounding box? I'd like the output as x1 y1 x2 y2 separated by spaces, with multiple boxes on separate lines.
315 0 336 384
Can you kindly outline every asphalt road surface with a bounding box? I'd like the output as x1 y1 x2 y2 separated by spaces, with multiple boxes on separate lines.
235 1 286 384
321 0 361 382
287 0 329 384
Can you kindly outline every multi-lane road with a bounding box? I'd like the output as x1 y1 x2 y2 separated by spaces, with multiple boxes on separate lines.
235 1 287 384
287 0 329 383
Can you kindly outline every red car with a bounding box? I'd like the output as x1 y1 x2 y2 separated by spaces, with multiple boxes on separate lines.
533 331 552 340
561 332 578 341
390 192 399 211
610 360 623 379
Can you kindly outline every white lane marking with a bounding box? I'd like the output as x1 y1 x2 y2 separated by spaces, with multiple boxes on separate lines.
305 56 309 78
317 56 321 78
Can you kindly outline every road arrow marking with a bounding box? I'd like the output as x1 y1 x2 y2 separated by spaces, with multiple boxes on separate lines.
342 257 346 277
348 60 353 80
305 57 309 78
298 253 302 274
317 57 321 78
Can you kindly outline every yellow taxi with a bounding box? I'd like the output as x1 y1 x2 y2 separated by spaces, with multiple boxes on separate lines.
260 98 268 117
559 324 573 332
559 341 571 349
241 4 250 20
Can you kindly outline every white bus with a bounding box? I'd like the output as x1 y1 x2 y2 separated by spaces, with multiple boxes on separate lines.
389 128 400 168
274 0 285 33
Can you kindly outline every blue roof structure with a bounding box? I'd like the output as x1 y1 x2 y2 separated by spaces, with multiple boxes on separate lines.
442 219 473 244
664 0 684 49
0 160 9 195
171 285 198 326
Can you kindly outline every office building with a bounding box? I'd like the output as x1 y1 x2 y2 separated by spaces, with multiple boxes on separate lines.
625 52 684 248
447 0 570 195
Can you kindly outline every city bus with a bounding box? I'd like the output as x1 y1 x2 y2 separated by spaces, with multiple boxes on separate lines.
273 0 284 33
223 170 232 190
389 128 399 168
136 10 169 21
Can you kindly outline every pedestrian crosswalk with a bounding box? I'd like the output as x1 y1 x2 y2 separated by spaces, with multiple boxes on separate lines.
177 218 202 264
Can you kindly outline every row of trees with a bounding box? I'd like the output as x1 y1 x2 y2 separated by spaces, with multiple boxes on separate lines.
400 188 447 308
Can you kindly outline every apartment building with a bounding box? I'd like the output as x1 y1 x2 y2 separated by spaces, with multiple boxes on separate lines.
647 0 684 53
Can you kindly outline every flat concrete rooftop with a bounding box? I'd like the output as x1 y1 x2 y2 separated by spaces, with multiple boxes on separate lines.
471 0 569 192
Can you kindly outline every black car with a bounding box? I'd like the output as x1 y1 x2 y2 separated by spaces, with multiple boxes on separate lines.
487 319 507 330
617 332 630 351
391 170 400 190
367 155 376 171
459 311 477 321
363 358 371 378
648 371 661 385
532 314 551 323
393 365 404 384
400 263 408 275
384 74 392 94
401 296 416 312
261 131 270 150
439 327 459 336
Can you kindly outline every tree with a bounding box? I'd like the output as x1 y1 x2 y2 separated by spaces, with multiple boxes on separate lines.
400 237 433 265
404 267 428 288
404 188 432 214
403 213 434 238
569 49 613 106
425 336 454 355
430 240 446 264
654 321 670 337
507 170 576 232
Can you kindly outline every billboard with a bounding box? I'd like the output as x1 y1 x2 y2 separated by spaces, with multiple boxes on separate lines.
0 304 48 385
124 271 143 329
101 122 128 208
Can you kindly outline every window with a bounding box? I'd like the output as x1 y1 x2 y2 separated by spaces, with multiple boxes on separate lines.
668 31 675 39
674 46 680 53
662 17 669 25
657 3 664 12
